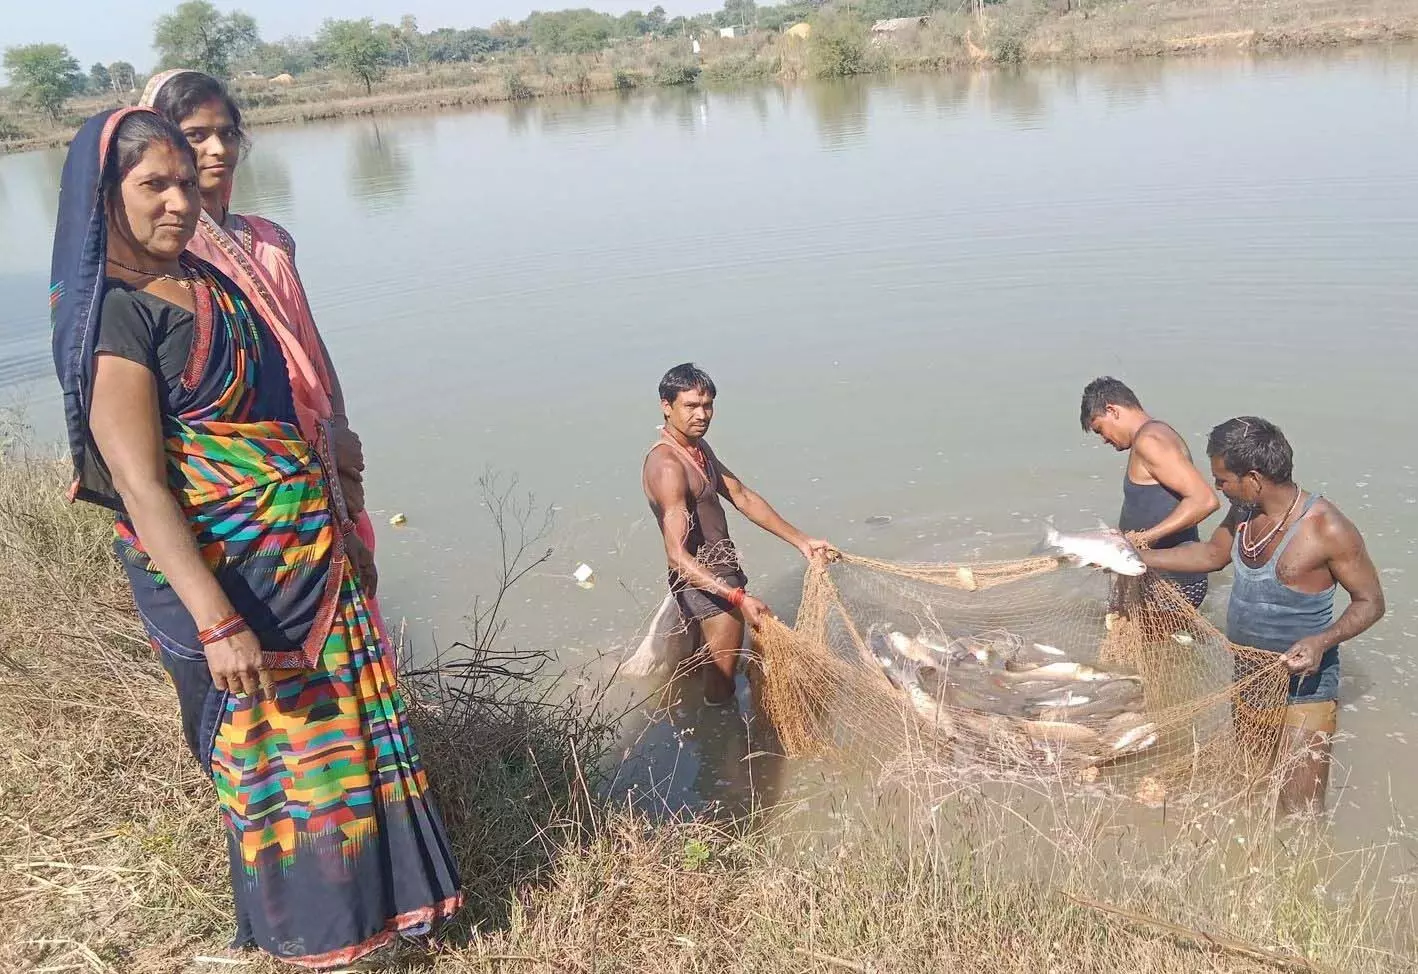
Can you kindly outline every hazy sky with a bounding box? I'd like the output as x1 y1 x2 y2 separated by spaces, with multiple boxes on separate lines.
5 0 705 74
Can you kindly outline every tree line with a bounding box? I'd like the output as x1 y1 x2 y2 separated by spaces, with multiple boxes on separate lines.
4 0 956 122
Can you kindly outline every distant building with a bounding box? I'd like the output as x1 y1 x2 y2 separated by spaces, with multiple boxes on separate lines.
719 25 748 38
870 16 929 33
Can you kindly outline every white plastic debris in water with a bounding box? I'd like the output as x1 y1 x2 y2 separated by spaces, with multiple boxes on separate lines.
573 563 595 587
389 513 408 526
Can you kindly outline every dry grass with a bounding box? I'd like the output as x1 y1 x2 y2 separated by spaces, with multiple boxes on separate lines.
1 439 1414 973
0 445 229 972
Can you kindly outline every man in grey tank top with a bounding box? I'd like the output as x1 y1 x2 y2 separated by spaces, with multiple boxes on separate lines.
1080 377 1220 611
643 363 833 706
1140 417 1385 815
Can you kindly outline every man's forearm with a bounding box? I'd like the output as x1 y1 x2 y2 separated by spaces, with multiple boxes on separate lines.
1138 496 1215 545
669 548 744 597
736 491 805 549
1312 597 1385 650
1142 541 1228 575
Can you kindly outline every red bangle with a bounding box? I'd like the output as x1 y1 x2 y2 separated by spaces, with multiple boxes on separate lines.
198 613 249 645
726 587 746 610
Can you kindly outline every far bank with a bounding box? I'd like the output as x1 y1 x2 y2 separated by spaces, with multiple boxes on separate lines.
3 0 1417 155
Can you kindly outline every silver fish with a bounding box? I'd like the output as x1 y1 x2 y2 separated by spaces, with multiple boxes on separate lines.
915 633 956 659
887 631 939 666
1106 720 1159 752
1035 699 1130 722
1112 730 1159 756
1006 642 1074 672
1102 711 1149 736
995 661 1136 684
1021 719 1100 744
1034 520 1146 576
880 656 952 731
947 684 1007 712
1032 689 1093 709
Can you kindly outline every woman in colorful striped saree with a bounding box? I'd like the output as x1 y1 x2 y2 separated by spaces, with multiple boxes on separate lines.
50 107 461 969
137 69 389 661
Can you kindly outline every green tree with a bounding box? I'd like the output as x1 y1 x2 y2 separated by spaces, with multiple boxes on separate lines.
716 0 758 28
526 9 615 54
423 27 501 62
2 44 83 120
108 61 137 92
394 14 423 67
252 37 316 77
318 19 391 95
88 62 112 94
153 1 260 77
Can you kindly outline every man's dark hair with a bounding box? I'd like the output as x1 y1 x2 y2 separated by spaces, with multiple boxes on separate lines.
103 111 197 200
658 362 716 405
1206 416 1294 483
1079 376 1142 431
152 72 248 150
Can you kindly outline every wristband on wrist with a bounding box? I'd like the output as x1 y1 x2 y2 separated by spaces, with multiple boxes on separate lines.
726 587 747 610
198 613 249 646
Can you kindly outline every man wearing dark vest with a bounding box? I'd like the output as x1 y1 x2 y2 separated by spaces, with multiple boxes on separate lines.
1141 417 1385 814
642 363 832 705
1080 377 1221 610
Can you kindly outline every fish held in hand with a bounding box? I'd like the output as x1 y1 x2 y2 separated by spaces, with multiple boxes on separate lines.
1035 520 1147 576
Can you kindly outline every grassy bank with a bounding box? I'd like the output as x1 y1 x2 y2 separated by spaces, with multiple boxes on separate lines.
5 0 1418 154
1 443 1415 972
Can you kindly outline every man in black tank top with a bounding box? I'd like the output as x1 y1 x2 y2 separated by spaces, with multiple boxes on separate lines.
644 363 833 706
1080 377 1221 611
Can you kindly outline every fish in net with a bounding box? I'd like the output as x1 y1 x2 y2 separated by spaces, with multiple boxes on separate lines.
750 550 1293 803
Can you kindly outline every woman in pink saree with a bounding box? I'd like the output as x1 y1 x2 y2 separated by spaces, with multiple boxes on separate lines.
140 70 392 662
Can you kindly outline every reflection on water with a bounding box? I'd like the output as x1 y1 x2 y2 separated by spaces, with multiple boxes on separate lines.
233 144 295 219
1093 58 1167 110
502 97 537 137
810 78 870 148
348 123 412 211
645 86 705 131
896 69 972 118
1 49 1417 835
982 67 1048 128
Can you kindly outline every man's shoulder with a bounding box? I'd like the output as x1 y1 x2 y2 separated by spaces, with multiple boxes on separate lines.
1306 496 1361 544
1135 420 1187 452
643 443 684 478
1281 496 1363 566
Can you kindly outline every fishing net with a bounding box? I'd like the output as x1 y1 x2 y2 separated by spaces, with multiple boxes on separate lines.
751 550 1293 802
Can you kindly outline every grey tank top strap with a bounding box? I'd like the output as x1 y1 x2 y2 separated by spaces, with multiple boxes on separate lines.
1268 492 1319 563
